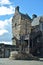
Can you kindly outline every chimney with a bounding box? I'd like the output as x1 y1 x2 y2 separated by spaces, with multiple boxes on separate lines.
15 6 19 14
32 14 37 19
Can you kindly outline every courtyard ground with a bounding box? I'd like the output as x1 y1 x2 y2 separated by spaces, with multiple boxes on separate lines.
0 58 43 65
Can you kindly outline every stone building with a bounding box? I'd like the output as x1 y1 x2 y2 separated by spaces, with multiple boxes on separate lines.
12 6 43 57
32 15 43 32
31 15 43 41
12 6 31 52
0 43 17 58
31 15 43 57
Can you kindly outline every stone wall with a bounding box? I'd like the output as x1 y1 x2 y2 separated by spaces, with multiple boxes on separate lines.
12 6 31 45
0 44 17 58
20 19 31 35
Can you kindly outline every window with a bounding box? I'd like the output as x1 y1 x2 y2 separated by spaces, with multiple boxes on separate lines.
40 23 43 31
42 23 43 30
15 23 17 27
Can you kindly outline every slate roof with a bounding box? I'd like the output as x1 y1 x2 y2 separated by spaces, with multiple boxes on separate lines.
31 16 43 26
19 12 31 20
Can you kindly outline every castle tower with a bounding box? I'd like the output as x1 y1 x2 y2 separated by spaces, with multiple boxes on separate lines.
12 6 31 47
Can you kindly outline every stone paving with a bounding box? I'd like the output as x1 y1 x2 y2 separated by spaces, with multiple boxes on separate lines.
0 58 43 65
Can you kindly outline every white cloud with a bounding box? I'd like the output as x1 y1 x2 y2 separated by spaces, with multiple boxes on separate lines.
0 20 8 29
0 6 15 15
0 0 15 15
0 0 13 44
0 41 12 45
0 17 12 36
0 0 11 5
0 17 12 29
8 17 12 24
0 29 8 35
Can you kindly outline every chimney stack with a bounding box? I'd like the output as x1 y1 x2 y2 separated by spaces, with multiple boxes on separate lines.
32 14 37 19
15 6 19 14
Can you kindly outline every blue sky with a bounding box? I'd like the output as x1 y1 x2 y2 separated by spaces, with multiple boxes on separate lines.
0 0 43 44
